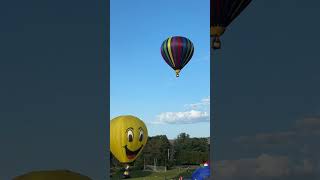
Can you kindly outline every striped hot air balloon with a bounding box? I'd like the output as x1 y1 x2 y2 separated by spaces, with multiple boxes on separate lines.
211 0 252 49
160 36 194 77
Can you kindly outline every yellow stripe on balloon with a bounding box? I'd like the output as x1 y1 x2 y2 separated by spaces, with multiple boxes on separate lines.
167 37 176 67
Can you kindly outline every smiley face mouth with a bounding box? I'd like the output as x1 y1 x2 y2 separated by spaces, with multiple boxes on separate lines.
124 145 143 160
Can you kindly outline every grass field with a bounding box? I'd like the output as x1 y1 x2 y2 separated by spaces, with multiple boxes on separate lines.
111 168 196 180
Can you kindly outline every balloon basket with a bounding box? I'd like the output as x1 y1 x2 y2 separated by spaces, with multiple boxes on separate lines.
175 69 181 77
212 36 221 50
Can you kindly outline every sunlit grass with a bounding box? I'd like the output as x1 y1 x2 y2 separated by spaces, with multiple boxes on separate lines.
111 168 196 180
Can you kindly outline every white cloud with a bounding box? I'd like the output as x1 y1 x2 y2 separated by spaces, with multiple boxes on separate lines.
155 110 209 124
184 96 210 110
216 116 320 179
153 97 210 124
214 154 316 179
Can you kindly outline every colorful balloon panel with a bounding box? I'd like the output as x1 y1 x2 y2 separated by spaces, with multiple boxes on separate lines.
160 36 194 77
110 115 148 163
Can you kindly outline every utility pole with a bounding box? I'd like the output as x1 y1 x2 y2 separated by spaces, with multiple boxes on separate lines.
154 158 157 171
165 158 167 172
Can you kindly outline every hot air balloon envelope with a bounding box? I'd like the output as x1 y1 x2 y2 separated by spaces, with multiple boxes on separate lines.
160 36 194 77
210 0 252 49
110 115 148 163
12 170 92 180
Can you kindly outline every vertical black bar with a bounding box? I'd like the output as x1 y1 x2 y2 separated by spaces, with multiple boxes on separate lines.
210 41 215 179
106 0 110 179
210 0 215 178
0 0 110 179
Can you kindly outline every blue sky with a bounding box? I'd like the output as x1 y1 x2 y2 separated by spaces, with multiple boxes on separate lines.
110 0 210 139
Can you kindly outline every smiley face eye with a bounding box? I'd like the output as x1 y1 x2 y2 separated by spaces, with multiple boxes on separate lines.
127 130 134 142
139 129 144 142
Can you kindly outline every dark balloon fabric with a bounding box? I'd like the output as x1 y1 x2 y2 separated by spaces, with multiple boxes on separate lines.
210 0 252 49
210 0 252 28
160 36 194 72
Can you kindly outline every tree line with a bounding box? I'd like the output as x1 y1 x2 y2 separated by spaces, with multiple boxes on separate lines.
111 133 210 169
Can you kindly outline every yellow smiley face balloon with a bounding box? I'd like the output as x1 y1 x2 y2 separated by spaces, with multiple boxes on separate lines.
110 115 148 163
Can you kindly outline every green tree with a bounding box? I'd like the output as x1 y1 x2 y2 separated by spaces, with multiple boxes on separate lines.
173 133 209 165
134 135 173 169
